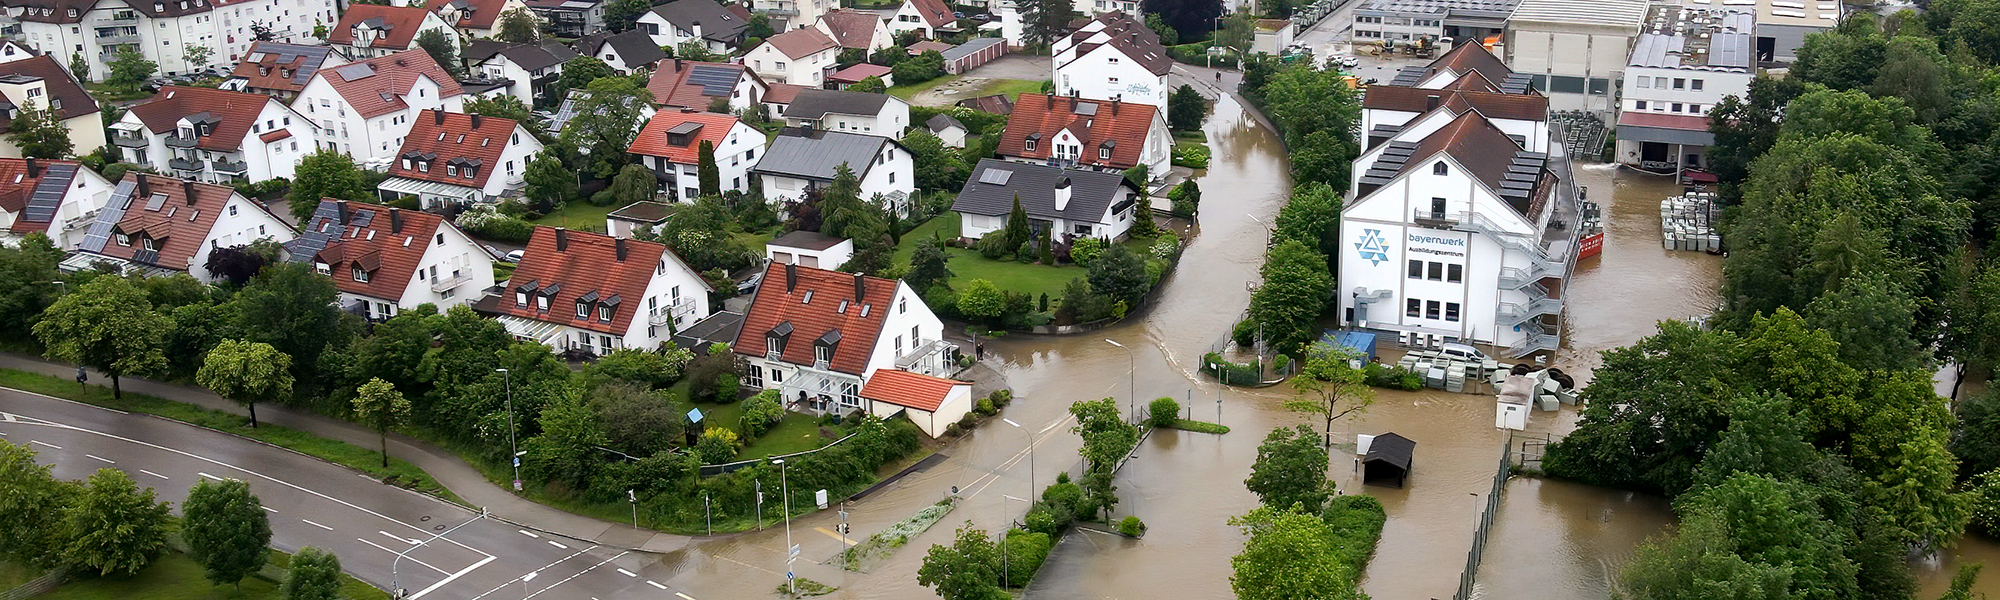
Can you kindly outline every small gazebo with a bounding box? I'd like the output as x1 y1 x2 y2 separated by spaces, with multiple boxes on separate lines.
1362 432 1415 488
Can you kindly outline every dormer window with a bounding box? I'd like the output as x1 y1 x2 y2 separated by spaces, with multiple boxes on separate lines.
1025 135 1038 152
351 264 369 282
401 158 413 170
598 305 612 322
515 291 528 306
446 165 458 177
576 301 589 317
315 262 330 274
116 233 131 246
766 321 794 356
141 237 155 251
1099 147 1110 159
813 329 840 364
814 344 833 363
537 296 549 311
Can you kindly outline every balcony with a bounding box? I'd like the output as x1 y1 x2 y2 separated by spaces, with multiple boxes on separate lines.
210 159 247 175
894 338 956 376
429 271 471 293
166 157 202 171
111 133 147 148
1412 208 1458 228
648 297 696 325
163 134 197 148
94 31 140 45
94 12 138 25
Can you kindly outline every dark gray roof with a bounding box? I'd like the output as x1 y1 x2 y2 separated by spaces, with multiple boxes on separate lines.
950 159 1135 224
783 88 895 120
648 0 747 44
751 129 896 181
673 310 744 352
576 29 667 68
925 113 964 133
1363 432 1414 470
941 37 1004 62
463 38 511 63
770 230 848 250
242 42 333 87
607 200 676 223
494 40 578 71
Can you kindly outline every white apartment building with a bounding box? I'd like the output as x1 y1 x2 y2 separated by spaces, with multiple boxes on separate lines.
5 0 336 81
112 85 315 183
286 200 495 321
732 262 955 417
64 173 296 281
627 110 765 202
291 48 464 166
1613 5 1754 171
378 109 543 208
1052 12 1170 109
485 226 714 355
752 0 831 31
328 4 458 59
747 25 838 86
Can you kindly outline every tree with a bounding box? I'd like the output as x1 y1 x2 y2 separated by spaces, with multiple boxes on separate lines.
1803 271 1921 371
233 262 353 396
1144 12 1180 45
603 0 650 32
697 140 720 197
0 440 76 569
105 48 157 92
1228 506 1365 600
522 152 576 211
903 129 967 192
1216 13 1256 58
0 234 64 344
595 163 656 206
1087 244 1151 309
917 522 1004 600
281 547 343 600
554 56 617 102
68 52 88 82
1541 321 1743 495
416 30 462 77
1792 20 1887 91
1948 0 2000 65
9 106 73 159
1247 239 1332 356
63 468 172 576
1142 0 1221 42
956 278 1007 323
562 76 655 179
676 40 721 62
745 12 775 40
906 238 954 292
1285 343 1372 448
893 50 945 85
1705 75 1806 189
33 275 168 399
1245 425 1332 512
1167 85 1208 131
197 339 294 428
288 149 368 220
1069 398 1137 519
203 244 275 287
183 45 214 69
849 75 887 93
183 478 272 588
1869 36 1949 124
524 395 610 487
463 94 542 137
1019 0 1079 47
352 378 411 468
1168 180 1201 218
496 7 540 43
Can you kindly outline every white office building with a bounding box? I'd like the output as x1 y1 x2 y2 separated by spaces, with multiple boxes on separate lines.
1613 5 1754 172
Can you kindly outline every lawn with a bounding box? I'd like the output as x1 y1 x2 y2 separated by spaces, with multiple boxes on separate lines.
979 78 1046 101
739 413 828 460
526 200 627 233
888 75 1047 104
0 369 462 505
37 550 387 600
892 214 1089 300
0 561 36 589
887 76 956 101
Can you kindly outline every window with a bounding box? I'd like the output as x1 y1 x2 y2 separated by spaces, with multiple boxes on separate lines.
1444 302 1461 322
813 343 834 363
894 335 902 353
436 233 444 245
766 336 783 355
1406 298 1421 317
576 302 589 318
1447 264 1462 283
515 292 528 306
1433 162 1447 175
116 233 130 246
912 325 919 344
1108 77 1118 85
1690 104 1702 114
1671 103 1683 113
1427 262 1443 281
537 296 548 311
599 305 612 322
1691 79 1704 91
1425 300 1440 320
352 265 369 282
1634 100 1647 110
1025 138 1037 151
228 205 237 216
1407 259 1422 279
1672 78 1685 90
899 298 907 314
1635 76 1649 88
745 364 764 387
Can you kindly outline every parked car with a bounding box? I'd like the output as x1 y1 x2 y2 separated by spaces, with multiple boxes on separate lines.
737 272 763 295
972 12 993 21
505 249 525 263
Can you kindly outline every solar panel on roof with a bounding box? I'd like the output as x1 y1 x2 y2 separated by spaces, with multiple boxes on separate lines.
334 63 375 81
131 249 159 265
350 209 375 228
21 163 75 224
1073 103 1098 116
977 168 1012 185
686 65 739 97
78 180 135 253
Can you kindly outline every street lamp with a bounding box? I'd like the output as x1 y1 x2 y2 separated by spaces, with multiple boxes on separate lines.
520 570 537 600
1002 418 1035 506
1103 339 1134 423
496 368 520 492
774 458 794 596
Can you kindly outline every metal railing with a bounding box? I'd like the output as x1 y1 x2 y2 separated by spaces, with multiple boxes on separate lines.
211 159 248 174
1412 208 1456 226
1453 436 1514 600
429 271 471 292
163 134 197 148
111 133 147 147
166 157 202 171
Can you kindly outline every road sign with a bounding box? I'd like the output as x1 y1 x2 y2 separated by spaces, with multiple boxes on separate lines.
789 544 801 559
512 456 520 468
815 489 828 509
512 479 522 491
787 571 794 580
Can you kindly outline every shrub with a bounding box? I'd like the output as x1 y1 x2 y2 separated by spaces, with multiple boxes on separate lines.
1117 515 1147 537
957 412 978 430
975 230 1012 259
946 423 963 436
1231 319 1258 347
1000 530 1052 586
716 374 740 401
1024 509 1061 537
1070 236 1104 267
741 391 785 438
1150 232 1182 260
695 428 740 464
1171 143 1211 169
990 389 1012 407
1203 352 1262 386
457 206 535 243
1363 363 1424 391
1322 494 1387 570
976 397 997 416
1148 397 1179 427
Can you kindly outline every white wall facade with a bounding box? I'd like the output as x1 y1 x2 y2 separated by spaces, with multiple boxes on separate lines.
766 237 853 269
13 0 336 81
293 70 463 165
1503 25 1635 113
1361 106 1550 154
785 99 909 138
188 192 296 282
637 13 733 55
748 40 836 86
1619 66 1748 118
956 196 1134 242
867 382 969 438
0 73 106 158
625 253 713 347
863 281 945 378
643 120 766 200
886 1 933 38
1053 43 1167 108
111 97 317 183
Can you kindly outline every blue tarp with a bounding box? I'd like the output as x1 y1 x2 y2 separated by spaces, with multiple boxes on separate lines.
1325 330 1377 362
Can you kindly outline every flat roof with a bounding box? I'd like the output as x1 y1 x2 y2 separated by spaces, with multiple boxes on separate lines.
1628 6 1754 70
1508 0 1647 29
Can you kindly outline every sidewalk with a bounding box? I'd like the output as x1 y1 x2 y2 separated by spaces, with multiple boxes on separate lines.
0 352 691 554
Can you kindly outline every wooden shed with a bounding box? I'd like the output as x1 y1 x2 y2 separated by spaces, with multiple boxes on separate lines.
1361 432 1415 488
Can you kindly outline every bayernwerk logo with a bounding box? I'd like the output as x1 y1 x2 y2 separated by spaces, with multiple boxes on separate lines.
1355 228 1390 266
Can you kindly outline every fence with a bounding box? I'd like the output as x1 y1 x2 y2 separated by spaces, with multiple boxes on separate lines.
1453 434 1515 600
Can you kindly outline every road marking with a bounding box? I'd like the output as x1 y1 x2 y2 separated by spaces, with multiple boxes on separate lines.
519 550 626 600
547 540 567 549
301 519 333 531
676 593 696 600
28 440 58 449
814 526 856 545
647 581 667 590
714 554 778 576
615 568 636 577
380 531 419 545
408 555 494 600
465 546 599 600
357 538 451 575
137 469 168 479
261 506 277 513
197 472 224 480
84 454 113 464
517 530 539 538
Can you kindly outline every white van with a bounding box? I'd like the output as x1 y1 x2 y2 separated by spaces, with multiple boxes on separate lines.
1440 343 1489 362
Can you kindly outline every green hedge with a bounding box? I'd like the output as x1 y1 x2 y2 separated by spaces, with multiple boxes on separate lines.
1363 363 1424 391
1167 42 1239 69
1172 143 1211 169
1000 529 1051 586
1322 494 1387 571
1203 352 1263 386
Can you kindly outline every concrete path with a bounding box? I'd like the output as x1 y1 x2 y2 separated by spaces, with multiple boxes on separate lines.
0 352 691 554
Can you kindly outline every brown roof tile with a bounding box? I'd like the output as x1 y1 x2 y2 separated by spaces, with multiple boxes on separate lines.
298 200 451 301
628 111 742 164
999 93 1156 170
817 9 882 50
646 59 752 109
1362 85 1548 122
127 86 284 152
93 174 271 271
860 368 966 411
732 262 899 376
1395 110 1524 197
387 109 520 189
765 27 839 59
1426 42 1512 85
763 82 808 105
0 55 98 124
907 0 954 29
330 4 435 50
492 227 706 335
430 0 508 30
320 49 464 120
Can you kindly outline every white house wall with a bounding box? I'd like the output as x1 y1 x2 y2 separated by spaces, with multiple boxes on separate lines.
188 194 296 282
294 71 463 165
861 281 945 378
749 42 835 86
1053 44 1167 108
624 253 714 348
396 221 495 309
857 142 913 202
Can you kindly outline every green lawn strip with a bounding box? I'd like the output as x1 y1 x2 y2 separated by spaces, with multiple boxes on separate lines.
975 79 1045 101
1167 419 1229 434
890 214 1084 299
738 413 830 460
0 369 463 506
36 549 388 600
730 229 777 255
887 76 958 101
1173 130 1208 143
526 200 623 232
0 560 37 589
838 497 957 571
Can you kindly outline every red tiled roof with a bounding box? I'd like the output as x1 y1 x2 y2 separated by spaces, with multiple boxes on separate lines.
227 42 335 95
907 40 951 54
828 63 890 83
128 86 284 152
387 109 521 190
732 262 900 376
763 83 808 105
818 9 883 50
1618 110 1710 132
861 369 966 411
299 200 449 301
92 174 260 271
320 49 464 120
646 59 751 109
1426 42 1512 85
260 129 292 143
431 0 507 30
0 158 68 219
1062 12 1170 76
493 227 702 335
0 55 98 125
765 27 838 59
330 4 434 49
907 0 954 29
1362 85 1548 122
999 94 1157 170
628 111 743 165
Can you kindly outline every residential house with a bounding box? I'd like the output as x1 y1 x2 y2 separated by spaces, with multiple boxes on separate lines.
925 113 964 147
0 158 115 248
886 0 952 38
827 63 892 89
63 173 295 281
286 199 494 321
859 369 971 438
377 109 544 208
545 89 655 134
941 37 1005 74
111 85 316 183
483 226 714 355
465 39 577 106
956 93 1012 115
605 200 673 238
628 110 766 202
431 0 530 39
5 0 336 81
1613 5 1755 171
220 42 344 102
765 229 851 269
574 29 667 74
329 4 459 59
760 82 808 118
646 58 766 112
1072 0 1135 17
752 129 913 209
1051 12 1171 109
999 93 1170 179
638 0 748 56
750 0 831 32
732 262 955 417
0 55 103 159
951 158 1139 242
292 49 466 165
782 88 908 138
815 8 892 52
748 26 839 86
524 0 604 38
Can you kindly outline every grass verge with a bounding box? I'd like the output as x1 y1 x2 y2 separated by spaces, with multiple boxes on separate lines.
35 549 387 600
775 577 838 597
891 214 1087 299
0 369 463 505
526 200 623 232
0 560 36 589
838 497 957 571
1167 419 1230 434
739 413 830 459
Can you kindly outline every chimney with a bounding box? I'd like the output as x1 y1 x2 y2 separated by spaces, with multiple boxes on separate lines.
433 109 445 126
23 158 36 178
615 237 628 261
555 227 568 251
852 272 865 302
470 114 482 129
1110 97 1119 115
674 58 683 72
335 199 348 224
1054 177 1072 211
1425 94 1440 111
135 174 150 199
389 207 403 234
1046 91 1054 108
182 180 197 205
785 262 797 292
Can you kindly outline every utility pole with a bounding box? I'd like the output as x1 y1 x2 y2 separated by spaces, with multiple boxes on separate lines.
497 368 520 492
628 489 638 530
776 458 794 596
704 491 712 536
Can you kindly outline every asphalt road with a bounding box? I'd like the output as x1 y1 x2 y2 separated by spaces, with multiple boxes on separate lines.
0 387 700 600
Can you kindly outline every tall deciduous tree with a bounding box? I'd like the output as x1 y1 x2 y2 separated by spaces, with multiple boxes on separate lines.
233 262 353 395
1247 239 1331 356
1141 0 1221 42
1244 425 1333 512
105 48 156 92
9 106 73 159
523 395 610 488
1284 343 1372 448
183 478 272 588
182 45 214 69
416 29 462 77
281 547 343 600
288 150 368 220
1167 84 1208 131
463 94 543 137
1705 75 1805 190
1793 18 1887 91
496 7 541 43
1019 0 1079 48
197 339 295 428
523 152 576 211
955 278 1006 322
596 163 656 206
562 76 654 179
0 440 76 569
902 129 966 192
0 233 65 343
1086 244 1151 309
63 468 172 576
697 139 720 197
68 52 89 82
603 0 650 32
906 238 953 292
916 522 1004 600
33 275 169 399
1228 506 1365 600
352 378 411 468
552 56 617 102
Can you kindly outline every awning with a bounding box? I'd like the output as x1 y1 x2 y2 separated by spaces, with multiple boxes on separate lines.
379 177 479 200
1616 124 1716 147
496 314 564 345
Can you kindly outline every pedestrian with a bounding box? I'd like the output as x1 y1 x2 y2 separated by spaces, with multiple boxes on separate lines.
1216 71 1222 82
976 342 985 360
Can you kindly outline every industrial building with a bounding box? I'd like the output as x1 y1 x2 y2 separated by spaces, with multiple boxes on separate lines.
1502 0 1648 113
1351 0 1517 44
1613 5 1755 172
